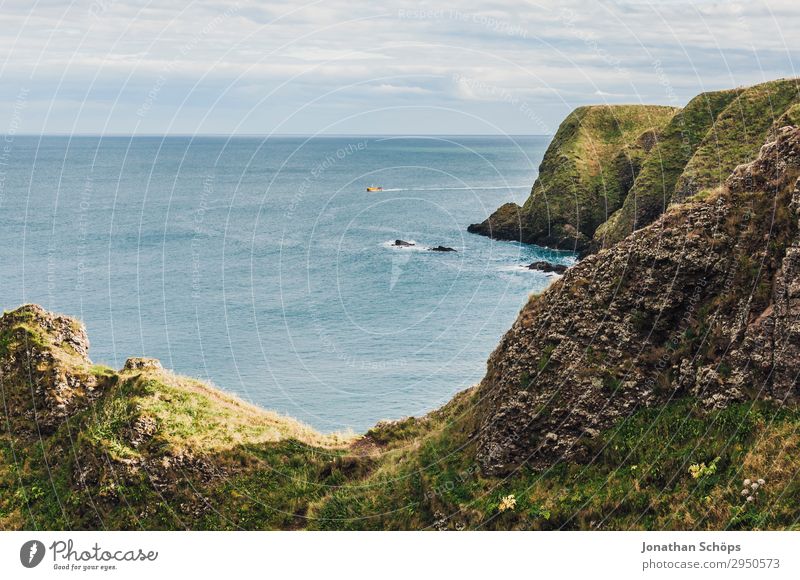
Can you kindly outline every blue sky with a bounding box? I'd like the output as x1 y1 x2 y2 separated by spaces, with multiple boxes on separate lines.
1 0 797 135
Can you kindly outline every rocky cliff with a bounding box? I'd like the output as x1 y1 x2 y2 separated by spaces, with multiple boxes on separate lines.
471 80 800 255
468 105 678 251
475 125 800 474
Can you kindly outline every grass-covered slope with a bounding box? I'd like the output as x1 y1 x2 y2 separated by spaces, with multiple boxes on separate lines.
595 79 800 249
592 87 740 249
468 105 678 251
312 397 800 530
3 317 798 531
674 78 800 201
471 79 800 254
0 306 350 530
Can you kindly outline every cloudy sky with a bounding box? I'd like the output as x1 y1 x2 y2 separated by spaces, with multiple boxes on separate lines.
1 0 797 135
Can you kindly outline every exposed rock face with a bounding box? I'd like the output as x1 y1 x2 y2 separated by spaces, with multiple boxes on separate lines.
0 304 109 435
123 357 163 372
474 126 800 475
468 105 678 252
467 202 524 241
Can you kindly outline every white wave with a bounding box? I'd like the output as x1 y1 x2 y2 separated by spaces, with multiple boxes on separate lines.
381 239 427 251
497 264 563 276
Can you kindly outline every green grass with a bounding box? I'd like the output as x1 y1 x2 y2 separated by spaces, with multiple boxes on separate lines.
595 87 740 247
2 322 800 530
310 399 800 530
597 79 800 248
519 104 678 249
675 79 800 199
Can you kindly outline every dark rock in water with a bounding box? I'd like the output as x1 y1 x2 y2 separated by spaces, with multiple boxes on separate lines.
468 202 524 241
526 260 567 274
393 239 415 247
429 246 457 252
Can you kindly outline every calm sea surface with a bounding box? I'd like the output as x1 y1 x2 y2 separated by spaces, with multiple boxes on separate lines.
0 135 575 431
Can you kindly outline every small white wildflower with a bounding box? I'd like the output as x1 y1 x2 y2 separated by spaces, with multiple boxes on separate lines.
741 489 749 496
498 494 517 512
758 478 765 485
746 496 754 502
751 482 759 490
743 479 751 486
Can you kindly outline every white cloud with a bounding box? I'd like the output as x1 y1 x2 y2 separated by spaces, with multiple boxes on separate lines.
370 84 432 95
0 0 796 134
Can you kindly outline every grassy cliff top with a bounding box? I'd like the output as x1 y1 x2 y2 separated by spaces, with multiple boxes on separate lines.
551 104 679 179
471 78 800 254
469 104 678 250
595 78 800 248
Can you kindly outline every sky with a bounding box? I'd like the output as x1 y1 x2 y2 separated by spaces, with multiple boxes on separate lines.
0 0 798 135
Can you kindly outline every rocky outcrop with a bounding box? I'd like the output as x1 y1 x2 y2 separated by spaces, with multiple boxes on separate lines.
467 202 524 241
0 304 110 435
123 357 163 372
474 126 800 475
468 105 678 251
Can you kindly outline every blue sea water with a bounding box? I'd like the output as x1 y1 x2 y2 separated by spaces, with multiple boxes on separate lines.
0 135 575 432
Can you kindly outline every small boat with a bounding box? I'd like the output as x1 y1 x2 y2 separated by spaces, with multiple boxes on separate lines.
366 186 383 192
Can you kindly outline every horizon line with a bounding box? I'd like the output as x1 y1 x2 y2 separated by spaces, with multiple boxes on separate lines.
5 132 554 138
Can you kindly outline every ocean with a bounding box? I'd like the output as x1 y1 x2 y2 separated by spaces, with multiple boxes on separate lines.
0 134 574 432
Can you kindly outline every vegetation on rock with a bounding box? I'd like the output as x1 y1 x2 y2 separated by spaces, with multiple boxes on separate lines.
471 79 800 255
468 105 678 251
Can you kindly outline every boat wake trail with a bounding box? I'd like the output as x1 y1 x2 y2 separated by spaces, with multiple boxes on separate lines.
378 185 529 192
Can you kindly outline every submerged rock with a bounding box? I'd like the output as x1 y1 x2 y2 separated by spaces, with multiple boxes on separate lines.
392 239 415 247
429 246 456 252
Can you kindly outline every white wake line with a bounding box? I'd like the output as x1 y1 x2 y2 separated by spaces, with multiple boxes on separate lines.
377 185 530 192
